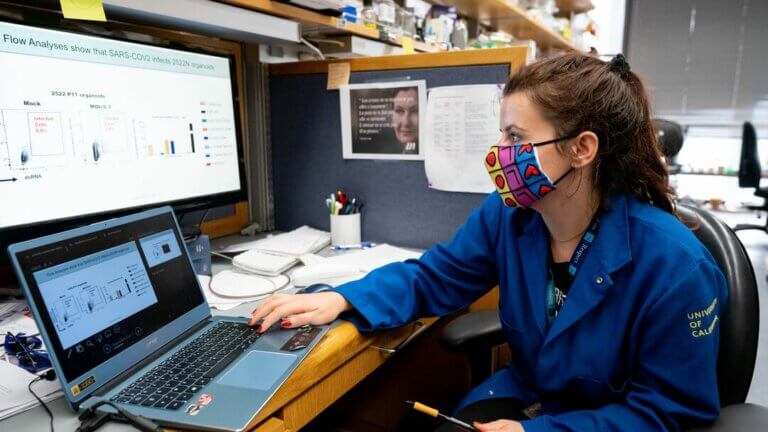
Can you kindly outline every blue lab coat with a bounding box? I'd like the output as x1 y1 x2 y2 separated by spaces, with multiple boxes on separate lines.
333 193 727 431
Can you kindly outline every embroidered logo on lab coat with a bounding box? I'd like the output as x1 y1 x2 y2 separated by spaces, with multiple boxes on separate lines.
687 298 719 338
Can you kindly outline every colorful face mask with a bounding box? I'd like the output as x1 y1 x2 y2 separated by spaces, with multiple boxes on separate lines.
484 136 575 208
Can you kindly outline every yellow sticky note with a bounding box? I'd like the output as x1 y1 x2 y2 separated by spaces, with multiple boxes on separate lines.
327 62 351 90
401 36 415 54
60 0 106 22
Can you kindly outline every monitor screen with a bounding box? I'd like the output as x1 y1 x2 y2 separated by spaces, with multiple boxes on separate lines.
0 20 243 230
15 210 205 382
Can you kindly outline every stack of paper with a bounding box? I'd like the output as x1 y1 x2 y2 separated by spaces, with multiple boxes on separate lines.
221 226 330 254
326 244 423 272
0 360 62 421
0 300 38 337
292 244 423 287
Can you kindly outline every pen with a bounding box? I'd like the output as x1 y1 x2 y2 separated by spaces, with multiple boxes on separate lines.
330 242 377 251
326 191 364 214
405 401 476 431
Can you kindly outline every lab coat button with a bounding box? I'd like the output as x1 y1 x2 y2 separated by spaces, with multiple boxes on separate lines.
595 276 604 284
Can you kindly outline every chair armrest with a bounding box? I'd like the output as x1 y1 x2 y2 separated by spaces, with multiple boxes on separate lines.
440 310 506 353
688 403 768 431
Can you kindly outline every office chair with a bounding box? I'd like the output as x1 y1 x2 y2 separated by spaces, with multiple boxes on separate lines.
735 121 768 232
441 205 766 431
654 118 685 174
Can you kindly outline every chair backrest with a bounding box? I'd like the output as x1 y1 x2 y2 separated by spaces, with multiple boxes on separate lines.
653 118 685 158
677 205 759 406
739 121 761 188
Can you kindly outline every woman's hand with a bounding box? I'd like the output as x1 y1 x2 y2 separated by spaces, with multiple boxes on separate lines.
473 419 525 432
248 292 352 332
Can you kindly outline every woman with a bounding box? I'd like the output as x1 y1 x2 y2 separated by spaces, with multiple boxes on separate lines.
390 87 419 153
250 53 726 432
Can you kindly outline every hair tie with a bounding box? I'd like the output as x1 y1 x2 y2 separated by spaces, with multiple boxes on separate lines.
609 54 631 79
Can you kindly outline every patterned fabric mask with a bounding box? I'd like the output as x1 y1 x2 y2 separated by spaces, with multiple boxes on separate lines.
484 136 576 208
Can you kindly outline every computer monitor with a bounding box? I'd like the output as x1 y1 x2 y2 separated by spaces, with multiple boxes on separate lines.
0 19 246 234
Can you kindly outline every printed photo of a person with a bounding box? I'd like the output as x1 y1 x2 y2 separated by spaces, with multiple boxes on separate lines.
390 87 419 154
350 85 420 155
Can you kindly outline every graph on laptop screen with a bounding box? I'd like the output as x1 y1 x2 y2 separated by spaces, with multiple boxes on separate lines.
0 20 243 230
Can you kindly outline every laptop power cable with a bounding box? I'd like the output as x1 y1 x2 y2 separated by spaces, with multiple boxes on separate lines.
28 369 57 432
77 400 161 432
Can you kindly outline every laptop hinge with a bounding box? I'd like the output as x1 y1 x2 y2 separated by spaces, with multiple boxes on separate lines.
88 317 213 401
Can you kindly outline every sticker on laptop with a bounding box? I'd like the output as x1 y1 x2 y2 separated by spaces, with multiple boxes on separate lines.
197 394 214 406
186 404 202 416
71 375 96 396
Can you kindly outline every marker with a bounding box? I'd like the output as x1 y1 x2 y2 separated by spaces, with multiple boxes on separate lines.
406 401 476 431
330 242 377 251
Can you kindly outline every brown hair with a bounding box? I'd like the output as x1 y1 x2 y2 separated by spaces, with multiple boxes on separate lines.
503 52 675 214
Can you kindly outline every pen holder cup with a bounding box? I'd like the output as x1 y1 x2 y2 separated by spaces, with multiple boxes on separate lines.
330 213 361 246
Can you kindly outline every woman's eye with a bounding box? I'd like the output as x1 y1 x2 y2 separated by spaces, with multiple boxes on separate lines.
508 132 522 143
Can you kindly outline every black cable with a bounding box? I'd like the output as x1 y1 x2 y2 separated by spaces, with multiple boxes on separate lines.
198 207 211 230
28 376 54 432
75 410 110 432
79 400 161 432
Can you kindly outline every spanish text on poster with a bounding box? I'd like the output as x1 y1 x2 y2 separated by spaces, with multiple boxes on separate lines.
340 81 427 160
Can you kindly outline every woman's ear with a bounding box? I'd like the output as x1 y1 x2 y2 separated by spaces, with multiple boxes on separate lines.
569 131 599 168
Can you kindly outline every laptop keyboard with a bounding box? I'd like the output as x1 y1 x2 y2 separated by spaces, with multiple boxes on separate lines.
110 321 261 410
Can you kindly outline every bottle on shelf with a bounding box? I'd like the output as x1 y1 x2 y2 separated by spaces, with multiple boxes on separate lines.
361 0 378 30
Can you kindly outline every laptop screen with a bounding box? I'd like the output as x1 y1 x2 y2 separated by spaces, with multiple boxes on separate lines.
13 211 205 382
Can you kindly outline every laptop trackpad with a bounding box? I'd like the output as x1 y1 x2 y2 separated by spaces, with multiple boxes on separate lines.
216 350 297 390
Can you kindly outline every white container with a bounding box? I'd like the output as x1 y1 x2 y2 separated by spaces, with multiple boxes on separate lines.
330 213 362 246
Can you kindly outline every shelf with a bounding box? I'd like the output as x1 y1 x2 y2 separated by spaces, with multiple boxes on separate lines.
428 0 576 51
217 0 440 53
676 171 742 177
555 0 594 16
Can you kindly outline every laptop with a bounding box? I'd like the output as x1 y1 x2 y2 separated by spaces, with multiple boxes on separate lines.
7 206 329 431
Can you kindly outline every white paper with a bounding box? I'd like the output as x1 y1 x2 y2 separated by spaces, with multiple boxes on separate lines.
323 244 423 273
219 226 330 254
340 81 427 160
0 299 27 318
0 300 38 337
0 360 62 420
424 84 502 193
0 314 38 337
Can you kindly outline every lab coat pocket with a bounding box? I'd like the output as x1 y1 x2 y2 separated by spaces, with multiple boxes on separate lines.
572 376 628 408
499 317 524 354
500 321 533 373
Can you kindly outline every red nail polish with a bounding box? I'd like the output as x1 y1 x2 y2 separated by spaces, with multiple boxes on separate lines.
281 321 292 328
257 326 264 333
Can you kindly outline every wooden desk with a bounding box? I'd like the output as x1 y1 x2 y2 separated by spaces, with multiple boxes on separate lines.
248 288 500 431
248 320 433 431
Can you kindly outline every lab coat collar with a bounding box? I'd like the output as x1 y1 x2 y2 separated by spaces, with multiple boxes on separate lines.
516 194 633 340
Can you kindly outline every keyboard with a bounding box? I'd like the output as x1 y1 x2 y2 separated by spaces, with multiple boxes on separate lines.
110 321 261 410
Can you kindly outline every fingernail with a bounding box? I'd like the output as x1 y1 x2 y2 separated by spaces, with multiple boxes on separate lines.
257 326 264 333
281 321 292 328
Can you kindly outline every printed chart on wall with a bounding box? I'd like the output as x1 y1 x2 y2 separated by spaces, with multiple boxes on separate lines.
0 21 241 230
340 81 426 160
424 84 502 193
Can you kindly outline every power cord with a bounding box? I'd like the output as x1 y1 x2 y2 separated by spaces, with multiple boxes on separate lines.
77 400 161 432
28 369 57 432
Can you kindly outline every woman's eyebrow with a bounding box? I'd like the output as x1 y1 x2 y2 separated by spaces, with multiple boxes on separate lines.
501 124 527 134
